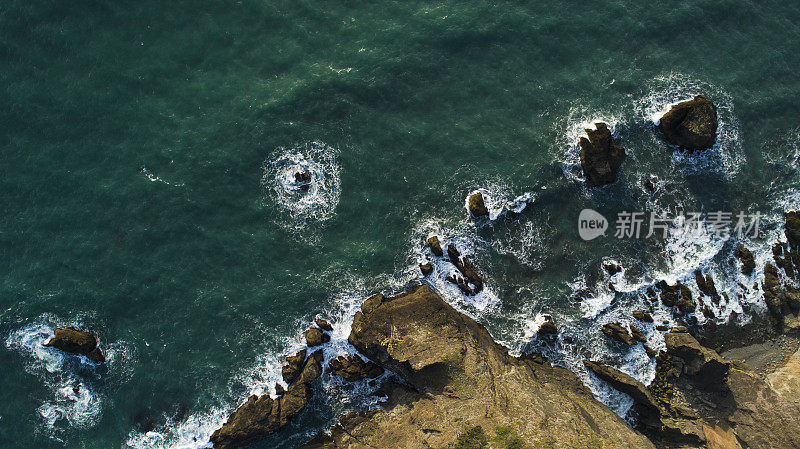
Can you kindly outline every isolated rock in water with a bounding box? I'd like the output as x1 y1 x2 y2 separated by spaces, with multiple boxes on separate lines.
427 236 443 257
658 95 718 151
294 171 312 190
633 310 654 323
603 261 622 276
466 191 489 217
305 327 330 347
735 246 756 276
602 323 635 345
328 355 384 382
641 175 657 193
315 318 333 332
579 122 626 186
43 327 105 363
630 325 647 343
664 327 729 389
537 315 558 336
419 262 433 276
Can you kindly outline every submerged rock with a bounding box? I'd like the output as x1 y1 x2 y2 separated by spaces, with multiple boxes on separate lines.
658 95 718 151
579 122 626 186
466 191 489 217
633 310 654 323
603 261 622 276
43 327 105 363
328 355 384 382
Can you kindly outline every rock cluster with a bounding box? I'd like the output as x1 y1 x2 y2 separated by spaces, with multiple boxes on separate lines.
43 327 105 363
601 322 637 345
579 122 626 186
763 212 800 330
656 280 696 314
658 95 718 151
294 170 312 191
735 246 755 275
424 235 485 296
536 315 558 336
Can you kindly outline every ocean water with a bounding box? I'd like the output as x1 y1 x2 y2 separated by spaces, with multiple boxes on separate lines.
2 1 800 447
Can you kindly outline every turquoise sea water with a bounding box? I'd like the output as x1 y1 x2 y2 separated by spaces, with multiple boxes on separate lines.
2 1 800 448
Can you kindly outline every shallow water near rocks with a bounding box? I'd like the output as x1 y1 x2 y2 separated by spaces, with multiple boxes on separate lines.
2 1 800 448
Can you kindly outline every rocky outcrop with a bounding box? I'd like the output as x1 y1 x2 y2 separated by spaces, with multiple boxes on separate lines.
466 191 489 217
328 355 384 382
419 262 433 276
579 122 626 186
695 270 720 303
604 261 622 276
211 350 323 449
664 327 729 389
445 245 483 295
735 246 755 276
294 170 312 191
324 284 656 448
43 327 105 363
658 95 718 151
282 349 307 384
315 318 333 332
584 360 661 426
602 322 636 345
633 310 654 323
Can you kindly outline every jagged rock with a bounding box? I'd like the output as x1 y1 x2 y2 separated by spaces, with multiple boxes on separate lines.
275 383 286 396
305 327 331 347
657 280 694 312
658 95 718 151
584 360 661 425
602 323 636 345
579 122 626 186
212 351 322 449
282 349 307 385
427 236 443 257
328 355 384 382
656 324 670 331
419 262 433 276
466 191 489 217
315 318 333 332
604 261 622 276
633 310 654 323
43 327 105 363
537 315 558 336
630 325 647 343
786 211 800 249
644 345 656 358
735 246 756 276
446 273 475 296
694 270 720 303
664 328 729 389
446 246 483 294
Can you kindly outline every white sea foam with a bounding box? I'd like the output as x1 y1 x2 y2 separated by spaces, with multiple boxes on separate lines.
464 186 535 221
262 141 342 233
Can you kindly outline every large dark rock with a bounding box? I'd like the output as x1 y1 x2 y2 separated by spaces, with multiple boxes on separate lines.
315 318 333 332
43 327 105 363
579 122 626 186
657 280 694 313
602 323 636 345
466 192 489 217
328 355 384 382
211 351 323 449
537 315 558 336
282 349 307 385
664 327 729 389
427 236 443 257
633 310 654 323
658 95 718 151
786 211 800 250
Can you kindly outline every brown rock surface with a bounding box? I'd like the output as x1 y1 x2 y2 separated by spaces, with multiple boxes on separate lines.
658 95 718 151
43 327 105 363
579 122 626 186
